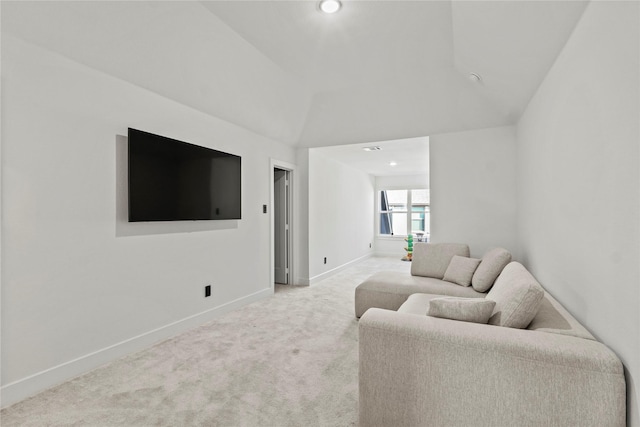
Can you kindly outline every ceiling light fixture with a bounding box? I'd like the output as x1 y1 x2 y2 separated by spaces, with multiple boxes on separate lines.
319 0 342 14
389 161 397 167
469 72 482 83
363 146 381 152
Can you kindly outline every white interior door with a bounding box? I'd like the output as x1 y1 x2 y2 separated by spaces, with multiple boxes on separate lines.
274 169 289 284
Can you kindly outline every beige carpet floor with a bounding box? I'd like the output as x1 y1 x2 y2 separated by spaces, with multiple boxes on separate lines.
1 257 409 426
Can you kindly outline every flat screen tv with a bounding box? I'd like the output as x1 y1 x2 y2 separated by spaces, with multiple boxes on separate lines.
128 128 241 222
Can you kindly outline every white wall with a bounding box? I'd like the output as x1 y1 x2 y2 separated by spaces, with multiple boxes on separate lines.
429 126 518 258
375 174 429 191
516 2 639 424
1 35 296 405
307 150 374 282
294 148 310 284
1 1 312 146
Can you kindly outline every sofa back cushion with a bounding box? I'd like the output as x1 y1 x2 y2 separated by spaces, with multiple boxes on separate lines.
471 247 512 292
411 243 470 279
486 262 544 329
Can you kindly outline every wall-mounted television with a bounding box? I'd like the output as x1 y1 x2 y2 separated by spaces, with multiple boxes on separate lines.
128 128 241 222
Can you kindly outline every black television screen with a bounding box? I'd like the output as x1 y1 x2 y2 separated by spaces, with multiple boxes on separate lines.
128 128 241 222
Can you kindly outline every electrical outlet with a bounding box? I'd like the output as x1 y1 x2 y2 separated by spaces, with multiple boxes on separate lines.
324 257 327 264
205 285 211 297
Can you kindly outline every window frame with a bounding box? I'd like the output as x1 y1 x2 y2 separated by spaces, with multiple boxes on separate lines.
377 188 430 238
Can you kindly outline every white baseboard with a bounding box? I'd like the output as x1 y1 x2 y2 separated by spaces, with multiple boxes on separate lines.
308 253 371 285
0 288 272 409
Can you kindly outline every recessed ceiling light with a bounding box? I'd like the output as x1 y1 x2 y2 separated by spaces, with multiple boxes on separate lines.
389 161 397 167
363 146 381 152
319 0 342 14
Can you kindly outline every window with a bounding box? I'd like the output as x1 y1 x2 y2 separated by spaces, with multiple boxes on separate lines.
379 189 430 238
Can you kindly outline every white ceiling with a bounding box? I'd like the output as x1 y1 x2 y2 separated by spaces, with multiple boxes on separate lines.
203 0 588 147
314 136 429 177
3 0 588 159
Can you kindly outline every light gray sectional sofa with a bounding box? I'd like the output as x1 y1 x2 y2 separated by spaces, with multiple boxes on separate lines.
356 243 626 427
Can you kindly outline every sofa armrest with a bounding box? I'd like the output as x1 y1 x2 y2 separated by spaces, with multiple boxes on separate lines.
358 308 625 427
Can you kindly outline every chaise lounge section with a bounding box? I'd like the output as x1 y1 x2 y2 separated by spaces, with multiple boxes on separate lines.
355 243 507 318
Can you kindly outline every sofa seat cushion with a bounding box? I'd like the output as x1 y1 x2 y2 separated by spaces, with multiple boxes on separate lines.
397 293 442 315
411 243 470 279
528 292 596 340
355 271 486 318
487 262 545 329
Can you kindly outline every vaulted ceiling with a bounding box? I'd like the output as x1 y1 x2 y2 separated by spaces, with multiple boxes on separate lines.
2 1 588 147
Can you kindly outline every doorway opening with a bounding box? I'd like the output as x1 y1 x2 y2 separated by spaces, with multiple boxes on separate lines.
274 168 290 285
271 160 295 289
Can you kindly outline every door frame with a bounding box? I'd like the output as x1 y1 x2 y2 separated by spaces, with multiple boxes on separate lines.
270 159 296 289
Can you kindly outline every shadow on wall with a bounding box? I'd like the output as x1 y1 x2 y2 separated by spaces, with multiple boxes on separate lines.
625 368 638 427
114 135 238 237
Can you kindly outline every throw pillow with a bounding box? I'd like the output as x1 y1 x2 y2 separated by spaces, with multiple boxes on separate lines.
411 243 470 279
471 247 512 292
442 256 481 287
486 262 545 329
427 297 496 324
